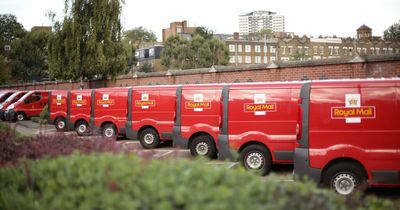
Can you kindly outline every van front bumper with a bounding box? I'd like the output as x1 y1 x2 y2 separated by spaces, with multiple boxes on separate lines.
4 109 15 121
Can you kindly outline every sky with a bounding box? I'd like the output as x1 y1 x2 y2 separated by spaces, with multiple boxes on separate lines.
1 0 399 41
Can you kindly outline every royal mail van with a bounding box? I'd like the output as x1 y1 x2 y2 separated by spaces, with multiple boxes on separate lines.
48 90 70 131
218 82 303 175
126 85 178 148
294 79 400 195
69 89 92 136
0 91 27 120
173 84 225 158
4 90 49 121
91 87 129 138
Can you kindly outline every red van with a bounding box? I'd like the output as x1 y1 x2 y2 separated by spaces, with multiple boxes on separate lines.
218 82 303 175
126 85 178 148
68 89 93 136
0 91 27 120
173 84 225 158
294 79 400 195
48 90 70 131
91 87 129 138
4 90 49 121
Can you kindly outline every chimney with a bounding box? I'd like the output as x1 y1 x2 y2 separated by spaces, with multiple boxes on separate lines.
233 32 239 40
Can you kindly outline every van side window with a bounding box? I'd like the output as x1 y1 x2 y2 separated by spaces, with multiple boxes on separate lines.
26 93 41 104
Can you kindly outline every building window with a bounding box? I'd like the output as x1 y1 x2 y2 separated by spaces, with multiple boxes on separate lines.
255 45 261 53
263 56 268 63
282 46 287 55
357 47 361 53
313 46 318 55
149 48 155 57
229 56 236 63
270 46 276 53
343 47 348 55
255 56 261 64
370 47 375 55
304 46 309 55
270 56 276 61
383 48 387 54
245 56 251 63
245 45 251 52
263 45 268 53
177 27 182 33
362 48 367 54
238 56 243 63
349 47 353 55
334 46 339 55
389 48 393 53
229 44 236 52
375 48 380 54
288 46 293 54
238 45 242 52
328 46 334 56
319 46 324 55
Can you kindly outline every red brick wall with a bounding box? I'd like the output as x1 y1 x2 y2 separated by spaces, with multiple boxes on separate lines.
2 56 400 90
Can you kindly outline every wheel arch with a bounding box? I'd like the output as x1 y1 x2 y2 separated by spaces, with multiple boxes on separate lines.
321 157 368 184
138 125 159 137
189 132 215 149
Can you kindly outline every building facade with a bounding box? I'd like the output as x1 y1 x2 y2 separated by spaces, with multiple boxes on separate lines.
239 11 285 35
162 20 197 43
224 25 400 66
135 45 167 72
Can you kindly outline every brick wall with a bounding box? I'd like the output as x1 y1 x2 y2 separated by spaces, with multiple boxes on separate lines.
2 54 399 90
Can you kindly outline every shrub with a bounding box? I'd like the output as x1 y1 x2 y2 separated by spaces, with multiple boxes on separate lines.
0 153 395 210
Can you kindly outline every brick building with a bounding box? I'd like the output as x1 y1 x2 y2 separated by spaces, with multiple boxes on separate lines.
222 25 400 66
135 45 168 72
162 20 197 43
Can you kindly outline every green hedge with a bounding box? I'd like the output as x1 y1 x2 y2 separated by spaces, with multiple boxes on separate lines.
0 153 395 210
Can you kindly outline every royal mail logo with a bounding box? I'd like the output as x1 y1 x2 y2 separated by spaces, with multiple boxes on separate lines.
185 101 211 109
331 106 375 118
135 100 155 107
97 99 115 105
332 94 376 123
244 103 277 112
72 99 87 106
54 99 66 105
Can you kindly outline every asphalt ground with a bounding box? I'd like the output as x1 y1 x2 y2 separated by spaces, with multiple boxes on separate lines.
2 120 400 206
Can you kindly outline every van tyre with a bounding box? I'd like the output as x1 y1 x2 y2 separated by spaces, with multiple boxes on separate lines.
102 123 117 139
189 135 217 159
76 121 89 136
55 117 67 131
139 128 160 149
15 112 26 121
241 144 272 176
323 162 367 196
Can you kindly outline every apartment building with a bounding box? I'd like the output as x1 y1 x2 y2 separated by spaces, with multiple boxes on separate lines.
239 10 285 35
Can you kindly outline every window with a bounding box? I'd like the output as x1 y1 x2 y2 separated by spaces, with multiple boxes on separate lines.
255 56 261 64
370 47 375 55
25 93 41 104
343 47 348 55
238 45 242 52
245 45 251 52
349 47 353 55
383 48 387 54
328 46 333 55
319 46 324 55
313 46 318 55
229 44 236 52
229 56 235 63
334 46 339 55
245 56 251 63
4 45 11 51
357 47 361 53
389 48 393 53
238 56 243 63
270 56 276 61
282 46 287 55
255 45 261 53
263 56 268 63
263 45 268 53
177 27 182 33
362 48 367 54
270 46 276 53
304 47 309 55
288 46 293 54
149 48 155 57
139 50 145 58
375 48 380 54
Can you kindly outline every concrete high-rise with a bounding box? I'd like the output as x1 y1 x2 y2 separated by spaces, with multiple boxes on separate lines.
239 10 285 35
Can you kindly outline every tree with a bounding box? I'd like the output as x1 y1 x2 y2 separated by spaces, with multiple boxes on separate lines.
48 0 127 81
161 35 191 69
254 28 272 40
193 27 214 40
10 30 50 82
0 14 26 55
384 20 400 41
0 55 12 85
122 27 157 69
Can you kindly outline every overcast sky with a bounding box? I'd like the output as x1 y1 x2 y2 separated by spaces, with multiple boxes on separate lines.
1 0 399 41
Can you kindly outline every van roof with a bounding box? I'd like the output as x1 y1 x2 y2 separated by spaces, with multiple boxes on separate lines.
309 78 400 88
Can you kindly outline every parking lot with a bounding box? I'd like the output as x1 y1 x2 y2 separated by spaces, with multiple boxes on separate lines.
3 120 400 204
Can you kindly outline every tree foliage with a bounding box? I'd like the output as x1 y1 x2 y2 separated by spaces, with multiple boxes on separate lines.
48 0 127 81
193 26 214 40
161 35 228 69
10 30 50 82
384 20 400 41
0 55 11 85
0 14 26 55
123 27 157 48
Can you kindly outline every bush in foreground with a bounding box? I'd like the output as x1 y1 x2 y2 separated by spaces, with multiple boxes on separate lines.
0 153 395 210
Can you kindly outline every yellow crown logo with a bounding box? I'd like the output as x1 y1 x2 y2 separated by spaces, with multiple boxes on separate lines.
349 98 358 106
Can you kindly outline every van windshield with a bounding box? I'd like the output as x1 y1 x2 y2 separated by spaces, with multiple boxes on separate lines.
19 91 34 102
5 92 25 103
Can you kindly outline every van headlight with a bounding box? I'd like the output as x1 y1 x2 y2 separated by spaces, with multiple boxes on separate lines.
7 104 14 110
0 104 3 109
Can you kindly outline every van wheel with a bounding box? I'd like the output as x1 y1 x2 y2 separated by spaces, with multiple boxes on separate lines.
102 123 117 139
189 135 217 159
241 145 272 176
323 162 366 195
15 112 26 121
139 128 160 149
55 117 67 131
76 121 89 136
